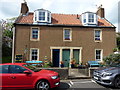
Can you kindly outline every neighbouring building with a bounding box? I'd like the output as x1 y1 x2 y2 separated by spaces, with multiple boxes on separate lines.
13 2 116 67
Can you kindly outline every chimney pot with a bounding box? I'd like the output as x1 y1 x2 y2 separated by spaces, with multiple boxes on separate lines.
77 14 79 19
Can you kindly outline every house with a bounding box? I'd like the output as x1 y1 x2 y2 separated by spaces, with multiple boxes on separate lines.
13 2 116 67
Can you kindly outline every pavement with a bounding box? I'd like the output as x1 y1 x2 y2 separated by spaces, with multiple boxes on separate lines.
68 69 90 79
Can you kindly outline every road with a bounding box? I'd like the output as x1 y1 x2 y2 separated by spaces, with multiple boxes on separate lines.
3 79 118 90
53 79 120 90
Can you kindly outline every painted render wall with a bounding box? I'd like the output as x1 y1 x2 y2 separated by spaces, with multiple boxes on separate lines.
14 25 116 64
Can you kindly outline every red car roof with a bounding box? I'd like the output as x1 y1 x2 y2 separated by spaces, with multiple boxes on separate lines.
0 63 26 65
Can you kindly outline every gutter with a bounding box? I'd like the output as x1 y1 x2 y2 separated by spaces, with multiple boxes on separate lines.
14 23 116 28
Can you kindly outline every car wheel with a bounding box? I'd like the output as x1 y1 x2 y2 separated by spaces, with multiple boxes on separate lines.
36 80 50 90
114 76 120 88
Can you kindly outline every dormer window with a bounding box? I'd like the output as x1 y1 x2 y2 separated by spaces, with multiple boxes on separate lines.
81 12 98 26
34 9 51 24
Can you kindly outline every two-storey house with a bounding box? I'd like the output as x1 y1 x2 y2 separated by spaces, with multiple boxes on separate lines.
13 2 116 67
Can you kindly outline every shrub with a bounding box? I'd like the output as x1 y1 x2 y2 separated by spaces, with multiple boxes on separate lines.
103 54 120 66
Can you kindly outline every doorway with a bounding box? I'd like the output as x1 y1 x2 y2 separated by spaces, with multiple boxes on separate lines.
62 49 70 67
52 49 60 67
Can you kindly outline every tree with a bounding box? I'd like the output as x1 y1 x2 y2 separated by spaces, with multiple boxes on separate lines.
3 30 13 39
1 17 16 63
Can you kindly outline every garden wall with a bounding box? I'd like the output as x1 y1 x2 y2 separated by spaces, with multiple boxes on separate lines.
39 68 69 80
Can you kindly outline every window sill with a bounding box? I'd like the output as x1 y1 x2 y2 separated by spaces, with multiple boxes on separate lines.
30 39 39 41
94 40 102 43
63 40 72 42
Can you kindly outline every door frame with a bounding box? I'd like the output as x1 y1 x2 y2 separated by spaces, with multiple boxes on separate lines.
50 47 82 67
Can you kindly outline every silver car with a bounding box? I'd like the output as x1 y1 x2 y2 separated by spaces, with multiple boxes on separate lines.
93 65 120 88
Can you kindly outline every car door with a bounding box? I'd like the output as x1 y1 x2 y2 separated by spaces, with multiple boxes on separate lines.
9 65 35 88
0 65 12 87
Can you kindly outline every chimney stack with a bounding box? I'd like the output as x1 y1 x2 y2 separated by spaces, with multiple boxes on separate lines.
20 0 29 15
96 5 105 18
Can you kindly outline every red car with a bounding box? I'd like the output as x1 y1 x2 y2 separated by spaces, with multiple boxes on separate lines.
0 63 60 90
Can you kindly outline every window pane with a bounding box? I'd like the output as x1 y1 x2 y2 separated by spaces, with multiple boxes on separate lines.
88 13 94 23
95 30 101 40
10 65 27 73
65 30 70 34
64 29 71 40
39 12 45 20
84 19 86 23
32 28 39 39
0 65 9 73
96 50 101 61
31 49 38 60
47 13 50 21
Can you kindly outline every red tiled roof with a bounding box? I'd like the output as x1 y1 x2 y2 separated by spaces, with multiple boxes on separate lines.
17 13 113 27
18 13 33 24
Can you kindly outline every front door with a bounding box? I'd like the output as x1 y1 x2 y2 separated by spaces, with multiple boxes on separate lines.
73 49 80 64
52 49 60 67
62 49 70 67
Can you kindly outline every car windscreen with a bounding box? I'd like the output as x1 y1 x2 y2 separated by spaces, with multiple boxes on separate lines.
23 64 41 72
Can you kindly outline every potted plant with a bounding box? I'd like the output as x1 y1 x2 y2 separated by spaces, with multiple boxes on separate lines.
71 59 76 68
60 61 64 68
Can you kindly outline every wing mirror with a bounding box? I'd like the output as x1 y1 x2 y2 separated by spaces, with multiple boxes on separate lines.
23 70 32 74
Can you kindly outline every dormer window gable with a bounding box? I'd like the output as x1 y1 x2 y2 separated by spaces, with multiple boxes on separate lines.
81 12 98 26
33 9 51 24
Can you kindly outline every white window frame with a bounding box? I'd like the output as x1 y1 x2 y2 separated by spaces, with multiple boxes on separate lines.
63 28 72 41
88 13 94 23
94 29 102 42
30 48 39 61
39 11 45 21
30 27 40 41
81 12 97 26
95 49 103 62
33 10 51 23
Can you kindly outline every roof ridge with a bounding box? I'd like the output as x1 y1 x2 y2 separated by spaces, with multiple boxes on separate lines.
52 13 80 15
27 12 80 16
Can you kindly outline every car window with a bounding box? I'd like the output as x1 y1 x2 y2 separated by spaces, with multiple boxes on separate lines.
23 64 41 72
10 65 27 73
0 65 9 73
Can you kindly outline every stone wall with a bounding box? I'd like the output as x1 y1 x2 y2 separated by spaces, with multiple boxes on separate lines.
38 68 69 80
78 68 89 76
37 67 99 79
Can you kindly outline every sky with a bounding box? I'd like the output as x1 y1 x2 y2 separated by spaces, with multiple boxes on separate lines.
0 0 120 31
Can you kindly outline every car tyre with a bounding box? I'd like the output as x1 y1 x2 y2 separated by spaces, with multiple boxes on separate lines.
114 76 120 88
36 80 50 90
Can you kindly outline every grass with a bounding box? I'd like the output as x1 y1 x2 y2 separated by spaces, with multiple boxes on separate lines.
2 56 12 63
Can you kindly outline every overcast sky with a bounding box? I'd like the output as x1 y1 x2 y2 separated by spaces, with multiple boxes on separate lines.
0 0 119 31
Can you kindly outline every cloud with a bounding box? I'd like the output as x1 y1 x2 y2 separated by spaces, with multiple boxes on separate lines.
0 2 20 19
41 0 54 9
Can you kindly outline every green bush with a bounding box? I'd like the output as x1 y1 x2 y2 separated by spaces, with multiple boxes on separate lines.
2 56 12 63
103 54 120 66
